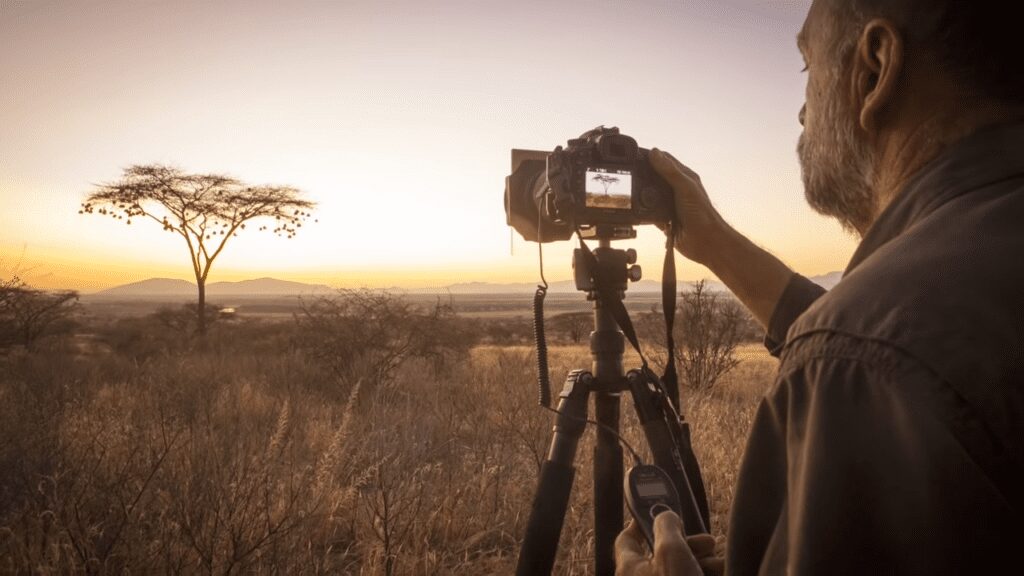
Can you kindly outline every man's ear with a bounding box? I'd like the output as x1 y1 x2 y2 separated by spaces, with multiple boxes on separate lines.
854 19 904 134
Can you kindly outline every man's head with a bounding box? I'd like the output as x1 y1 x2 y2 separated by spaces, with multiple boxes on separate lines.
796 0 1024 236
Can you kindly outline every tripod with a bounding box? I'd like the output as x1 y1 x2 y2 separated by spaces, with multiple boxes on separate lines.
516 234 710 576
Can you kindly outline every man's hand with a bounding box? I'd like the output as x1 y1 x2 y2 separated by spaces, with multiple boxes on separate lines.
614 512 723 576
649 148 795 329
650 149 732 267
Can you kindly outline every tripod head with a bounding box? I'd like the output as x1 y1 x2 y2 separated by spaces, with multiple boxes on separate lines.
573 240 643 296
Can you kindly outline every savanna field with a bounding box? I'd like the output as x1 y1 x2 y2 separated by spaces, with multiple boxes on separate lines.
0 293 777 575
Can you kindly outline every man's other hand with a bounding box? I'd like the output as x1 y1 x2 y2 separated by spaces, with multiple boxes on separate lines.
614 512 723 576
650 149 732 267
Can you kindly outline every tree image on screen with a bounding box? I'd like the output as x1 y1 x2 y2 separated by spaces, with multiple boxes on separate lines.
592 173 620 194
586 170 631 209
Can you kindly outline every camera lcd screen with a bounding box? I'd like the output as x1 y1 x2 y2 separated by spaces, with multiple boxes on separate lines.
585 168 632 210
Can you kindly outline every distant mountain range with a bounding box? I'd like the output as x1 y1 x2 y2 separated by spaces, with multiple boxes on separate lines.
90 277 335 298
88 272 843 298
808 271 843 290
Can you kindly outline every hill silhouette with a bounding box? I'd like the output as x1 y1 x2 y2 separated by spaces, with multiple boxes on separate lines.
91 277 335 298
89 271 843 298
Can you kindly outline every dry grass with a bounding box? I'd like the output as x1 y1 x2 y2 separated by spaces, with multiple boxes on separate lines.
0 324 776 574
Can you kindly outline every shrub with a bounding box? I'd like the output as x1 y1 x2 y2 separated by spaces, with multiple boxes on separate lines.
0 276 79 351
294 289 476 388
642 280 744 391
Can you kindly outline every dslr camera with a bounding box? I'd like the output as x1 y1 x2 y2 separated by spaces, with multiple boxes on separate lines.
505 126 674 242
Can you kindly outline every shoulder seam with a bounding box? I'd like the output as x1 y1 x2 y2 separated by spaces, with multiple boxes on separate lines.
778 328 935 382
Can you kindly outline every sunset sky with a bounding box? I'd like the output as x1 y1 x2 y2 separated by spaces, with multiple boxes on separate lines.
1 0 855 292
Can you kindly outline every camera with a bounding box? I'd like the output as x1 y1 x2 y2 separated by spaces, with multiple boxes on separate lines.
504 126 674 242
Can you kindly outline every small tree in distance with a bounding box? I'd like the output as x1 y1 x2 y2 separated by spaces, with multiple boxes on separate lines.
82 165 315 337
677 280 743 390
639 279 746 392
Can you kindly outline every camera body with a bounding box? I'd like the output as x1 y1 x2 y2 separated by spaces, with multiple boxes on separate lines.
505 126 674 243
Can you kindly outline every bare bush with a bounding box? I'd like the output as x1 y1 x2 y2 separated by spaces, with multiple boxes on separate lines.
643 280 744 391
294 289 476 388
0 277 79 350
548 311 590 344
678 280 744 390
95 308 209 360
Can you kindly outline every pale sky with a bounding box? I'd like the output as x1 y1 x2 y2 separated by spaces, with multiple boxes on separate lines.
1 0 856 292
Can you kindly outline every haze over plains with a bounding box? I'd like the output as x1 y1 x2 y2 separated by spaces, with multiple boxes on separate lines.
1 0 847 292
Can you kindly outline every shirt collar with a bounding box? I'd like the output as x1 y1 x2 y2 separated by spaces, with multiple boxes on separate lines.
845 120 1024 275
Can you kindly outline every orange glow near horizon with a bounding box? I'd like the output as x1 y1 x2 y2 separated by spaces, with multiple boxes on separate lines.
2 0 854 293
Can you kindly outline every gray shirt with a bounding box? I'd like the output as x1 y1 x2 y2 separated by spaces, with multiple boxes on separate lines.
726 121 1024 575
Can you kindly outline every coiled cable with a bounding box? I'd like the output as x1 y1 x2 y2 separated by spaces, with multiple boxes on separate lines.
534 237 551 408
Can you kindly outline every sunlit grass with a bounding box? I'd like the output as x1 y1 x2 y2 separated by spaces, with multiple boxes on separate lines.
0 324 775 574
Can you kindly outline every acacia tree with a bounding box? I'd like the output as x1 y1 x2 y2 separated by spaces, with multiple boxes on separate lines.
81 165 315 337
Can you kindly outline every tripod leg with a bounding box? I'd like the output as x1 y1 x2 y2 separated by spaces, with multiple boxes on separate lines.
628 371 709 535
516 371 591 576
594 391 624 576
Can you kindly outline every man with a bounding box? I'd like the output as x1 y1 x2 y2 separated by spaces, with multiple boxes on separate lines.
617 0 1024 574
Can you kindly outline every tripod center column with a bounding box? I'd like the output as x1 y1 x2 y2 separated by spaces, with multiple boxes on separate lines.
589 248 628 575
590 299 626 384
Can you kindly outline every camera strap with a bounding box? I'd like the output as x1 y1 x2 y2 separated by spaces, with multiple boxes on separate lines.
661 224 680 412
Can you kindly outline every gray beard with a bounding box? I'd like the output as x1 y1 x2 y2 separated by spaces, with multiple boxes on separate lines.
797 76 877 236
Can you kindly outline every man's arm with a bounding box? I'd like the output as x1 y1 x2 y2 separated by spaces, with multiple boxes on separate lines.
650 149 825 348
762 273 826 356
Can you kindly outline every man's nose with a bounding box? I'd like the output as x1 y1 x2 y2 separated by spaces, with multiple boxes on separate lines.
799 104 806 127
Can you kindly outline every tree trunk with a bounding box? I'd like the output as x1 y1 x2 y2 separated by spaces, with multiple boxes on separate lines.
197 278 207 338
